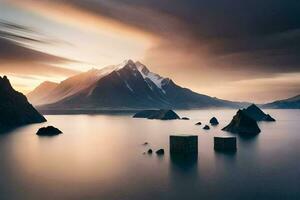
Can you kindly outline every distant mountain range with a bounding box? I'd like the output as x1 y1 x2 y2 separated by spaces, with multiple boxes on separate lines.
28 60 248 111
262 94 300 109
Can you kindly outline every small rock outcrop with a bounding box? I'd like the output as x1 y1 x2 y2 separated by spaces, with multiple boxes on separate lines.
195 122 202 125
133 109 180 120
222 110 261 135
156 149 164 155
36 126 62 136
203 125 210 130
209 117 219 125
0 76 46 133
147 149 153 154
244 104 275 122
143 142 148 145
181 117 190 120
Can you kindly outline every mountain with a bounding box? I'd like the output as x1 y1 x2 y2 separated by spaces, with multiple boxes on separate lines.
32 60 248 111
262 94 300 109
27 81 58 105
0 76 46 132
27 66 117 106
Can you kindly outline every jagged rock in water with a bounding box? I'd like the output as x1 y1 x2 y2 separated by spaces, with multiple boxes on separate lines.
181 117 190 120
222 110 261 135
195 122 202 125
0 76 46 133
244 104 275 122
156 149 164 155
147 149 153 154
36 126 62 136
210 117 219 125
203 125 210 130
133 109 180 120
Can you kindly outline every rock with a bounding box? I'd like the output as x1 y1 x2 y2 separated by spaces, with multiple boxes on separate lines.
203 125 210 130
181 117 190 120
214 136 237 152
264 114 276 122
0 76 46 133
36 126 62 136
147 149 153 154
195 122 202 125
133 109 180 120
244 104 275 122
156 149 164 155
170 135 198 154
222 110 261 135
143 142 148 145
209 117 219 125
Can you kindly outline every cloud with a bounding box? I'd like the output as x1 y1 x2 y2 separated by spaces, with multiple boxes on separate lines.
0 20 79 77
15 0 300 75
7 0 300 101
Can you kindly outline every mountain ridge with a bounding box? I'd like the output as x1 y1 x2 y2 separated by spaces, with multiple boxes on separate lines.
28 60 249 111
262 94 300 109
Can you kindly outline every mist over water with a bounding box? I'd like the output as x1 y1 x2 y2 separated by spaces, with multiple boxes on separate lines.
0 110 299 200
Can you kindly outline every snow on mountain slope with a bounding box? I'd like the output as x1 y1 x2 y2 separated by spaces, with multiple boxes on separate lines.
135 61 165 91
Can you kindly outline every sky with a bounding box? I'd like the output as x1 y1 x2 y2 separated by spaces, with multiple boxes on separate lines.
0 0 300 103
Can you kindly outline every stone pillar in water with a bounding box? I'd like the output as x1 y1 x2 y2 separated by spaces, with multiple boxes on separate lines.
214 136 237 152
170 135 198 154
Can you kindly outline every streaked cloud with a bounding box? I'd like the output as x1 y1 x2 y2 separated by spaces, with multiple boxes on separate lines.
2 0 300 102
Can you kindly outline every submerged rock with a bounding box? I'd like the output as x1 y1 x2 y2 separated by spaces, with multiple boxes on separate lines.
133 109 180 120
156 149 165 155
209 117 219 125
244 104 275 122
195 122 202 125
147 149 153 154
0 76 46 133
222 110 261 135
181 117 190 120
36 126 62 136
203 125 210 130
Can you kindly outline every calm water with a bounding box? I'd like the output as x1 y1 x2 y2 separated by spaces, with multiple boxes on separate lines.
0 109 299 200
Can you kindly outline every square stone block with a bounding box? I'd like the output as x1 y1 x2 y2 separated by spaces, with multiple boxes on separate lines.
170 135 198 154
214 136 237 151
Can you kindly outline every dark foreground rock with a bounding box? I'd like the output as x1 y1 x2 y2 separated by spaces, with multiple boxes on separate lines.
0 76 46 133
156 149 164 155
210 117 219 125
214 136 237 152
203 125 210 130
222 110 261 135
133 109 180 120
244 104 275 122
36 126 62 136
147 149 153 154
195 122 202 125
